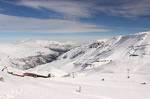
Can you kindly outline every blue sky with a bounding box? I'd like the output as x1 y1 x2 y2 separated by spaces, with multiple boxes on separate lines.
0 0 150 41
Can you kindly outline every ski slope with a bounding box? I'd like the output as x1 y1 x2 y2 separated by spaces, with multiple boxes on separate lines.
0 71 150 99
27 31 150 77
0 31 150 99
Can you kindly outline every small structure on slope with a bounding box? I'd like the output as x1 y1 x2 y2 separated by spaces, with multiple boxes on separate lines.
0 77 4 82
23 72 53 78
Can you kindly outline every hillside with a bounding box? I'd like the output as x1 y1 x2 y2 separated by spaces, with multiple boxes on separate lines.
26 31 150 77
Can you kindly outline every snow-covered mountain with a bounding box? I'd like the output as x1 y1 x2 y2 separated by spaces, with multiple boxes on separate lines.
1 31 150 77
0 40 75 70
1 31 150 99
26 31 150 77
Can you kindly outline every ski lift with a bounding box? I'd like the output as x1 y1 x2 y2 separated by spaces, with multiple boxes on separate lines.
127 69 130 79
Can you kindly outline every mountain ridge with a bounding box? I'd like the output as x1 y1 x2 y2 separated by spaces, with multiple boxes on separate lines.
1 31 150 77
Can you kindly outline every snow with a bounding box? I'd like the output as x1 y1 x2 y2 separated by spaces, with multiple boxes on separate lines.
26 65 68 77
0 40 74 70
0 31 150 99
0 40 74 58
3 31 150 76
0 72 150 99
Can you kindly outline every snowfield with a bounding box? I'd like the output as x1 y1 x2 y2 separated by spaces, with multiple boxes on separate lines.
0 31 150 99
0 72 150 99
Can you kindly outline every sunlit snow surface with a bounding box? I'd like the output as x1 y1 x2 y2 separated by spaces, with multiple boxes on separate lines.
0 31 150 99
0 72 150 99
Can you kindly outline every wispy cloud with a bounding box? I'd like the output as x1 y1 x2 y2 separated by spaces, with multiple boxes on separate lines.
17 0 150 18
0 14 109 33
16 0 92 19
1 0 150 19
0 0 149 36
95 0 150 18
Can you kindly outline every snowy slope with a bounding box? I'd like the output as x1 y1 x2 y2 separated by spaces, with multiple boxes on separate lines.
1 31 150 77
0 71 150 99
28 31 150 77
0 31 150 99
0 40 75 70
